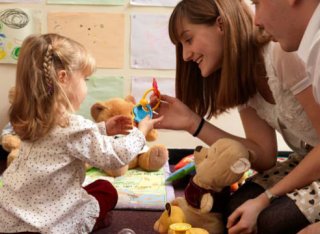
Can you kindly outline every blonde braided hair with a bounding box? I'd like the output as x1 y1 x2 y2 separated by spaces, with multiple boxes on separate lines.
43 44 54 95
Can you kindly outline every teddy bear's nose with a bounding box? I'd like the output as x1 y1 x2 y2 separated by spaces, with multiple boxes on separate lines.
195 146 203 152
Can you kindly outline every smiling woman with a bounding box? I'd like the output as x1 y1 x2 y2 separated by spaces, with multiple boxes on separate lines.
153 0 320 233
168 0 270 118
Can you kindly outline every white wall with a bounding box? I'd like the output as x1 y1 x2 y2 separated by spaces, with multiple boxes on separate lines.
0 0 290 151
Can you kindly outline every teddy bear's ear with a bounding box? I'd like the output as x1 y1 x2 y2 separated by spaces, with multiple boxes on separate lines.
91 102 109 120
230 158 250 174
165 203 171 216
125 95 136 104
194 145 208 165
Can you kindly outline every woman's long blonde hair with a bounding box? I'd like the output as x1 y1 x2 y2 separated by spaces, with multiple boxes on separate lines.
10 33 95 141
169 0 270 118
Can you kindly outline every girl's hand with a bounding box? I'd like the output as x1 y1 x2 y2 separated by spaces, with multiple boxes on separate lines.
227 194 269 234
138 115 163 136
153 94 200 134
105 115 133 136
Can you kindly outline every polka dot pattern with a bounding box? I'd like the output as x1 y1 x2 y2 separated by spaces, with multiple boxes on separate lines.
0 114 146 233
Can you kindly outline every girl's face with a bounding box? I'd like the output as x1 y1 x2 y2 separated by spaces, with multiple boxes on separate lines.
66 71 88 111
177 17 224 77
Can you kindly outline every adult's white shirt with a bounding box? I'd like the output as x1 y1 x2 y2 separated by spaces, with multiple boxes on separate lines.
297 3 320 103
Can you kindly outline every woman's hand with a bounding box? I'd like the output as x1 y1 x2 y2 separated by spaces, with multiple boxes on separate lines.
105 115 133 136
153 94 201 134
297 222 320 234
227 193 269 234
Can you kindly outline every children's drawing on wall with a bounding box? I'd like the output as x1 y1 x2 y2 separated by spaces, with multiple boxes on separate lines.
47 0 124 6
130 0 178 7
131 13 176 69
77 75 124 120
0 0 40 2
0 8 40 64
48 12 125 68
131 76 175 103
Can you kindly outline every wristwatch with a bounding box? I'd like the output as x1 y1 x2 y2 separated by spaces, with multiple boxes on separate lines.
264 189 279 203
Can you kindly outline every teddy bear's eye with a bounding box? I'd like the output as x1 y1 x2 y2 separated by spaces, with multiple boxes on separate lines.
205 154 208 159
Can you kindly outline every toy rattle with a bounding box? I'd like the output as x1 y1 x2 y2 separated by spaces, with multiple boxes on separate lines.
132 78 161 123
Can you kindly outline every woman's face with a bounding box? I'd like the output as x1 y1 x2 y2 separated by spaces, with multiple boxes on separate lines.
177 17 224 77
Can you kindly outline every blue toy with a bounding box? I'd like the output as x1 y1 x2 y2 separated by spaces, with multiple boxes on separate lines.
132 78 160 123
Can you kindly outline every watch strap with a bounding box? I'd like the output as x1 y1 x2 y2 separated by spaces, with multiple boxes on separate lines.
264 189 279 202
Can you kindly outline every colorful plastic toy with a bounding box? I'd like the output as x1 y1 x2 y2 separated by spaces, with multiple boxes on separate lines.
174 154 194 171
132 78 161 123
166 161 195 183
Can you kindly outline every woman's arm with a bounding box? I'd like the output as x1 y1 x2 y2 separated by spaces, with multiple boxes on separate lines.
266 86 320 197
156 94 278 171
228 87 320 233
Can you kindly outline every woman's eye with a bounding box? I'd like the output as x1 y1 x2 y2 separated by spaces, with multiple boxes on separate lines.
185 38 192 44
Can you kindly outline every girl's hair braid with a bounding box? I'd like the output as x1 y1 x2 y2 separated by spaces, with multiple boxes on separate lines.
43 44 54 96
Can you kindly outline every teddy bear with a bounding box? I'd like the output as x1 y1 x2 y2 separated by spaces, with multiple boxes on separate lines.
1 87 20 167
168 138 251 234
154 202 209 234
90 95 169 177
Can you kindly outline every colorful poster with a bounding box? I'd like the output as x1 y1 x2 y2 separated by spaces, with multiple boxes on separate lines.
77 75 124 120
0 0 40 2
48 12 125 68
0 8 41 64
130 0 178 7
47 0 124 5
130 13 175 70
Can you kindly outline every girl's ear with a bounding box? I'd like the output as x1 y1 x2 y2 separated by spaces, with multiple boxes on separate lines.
57 70 68 84
216 16 224 32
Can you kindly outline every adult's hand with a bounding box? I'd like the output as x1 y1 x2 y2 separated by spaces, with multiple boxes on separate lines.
153 94 200 134
297 222 320 234
227 193 269 234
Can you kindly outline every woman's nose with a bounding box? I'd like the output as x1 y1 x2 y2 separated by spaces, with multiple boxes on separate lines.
182 48 193 61
254 12 263 28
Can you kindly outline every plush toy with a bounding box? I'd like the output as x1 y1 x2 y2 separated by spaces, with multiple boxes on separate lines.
154 203 209 234
90 95 169 177
170 138 251 234
1 87 20 167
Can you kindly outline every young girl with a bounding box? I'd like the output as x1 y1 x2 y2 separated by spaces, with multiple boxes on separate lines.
154 0 320 233
0 33 161 233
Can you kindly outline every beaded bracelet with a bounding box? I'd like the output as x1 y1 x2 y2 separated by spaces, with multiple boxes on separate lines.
192 118 205 137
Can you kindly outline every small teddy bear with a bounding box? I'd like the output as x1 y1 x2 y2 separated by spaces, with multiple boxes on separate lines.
90 95 169 177
171 138 251 234
1 87 21 167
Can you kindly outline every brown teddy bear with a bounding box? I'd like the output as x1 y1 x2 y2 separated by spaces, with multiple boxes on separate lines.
170 138 251 234
1 87 21 167
90 95 169 177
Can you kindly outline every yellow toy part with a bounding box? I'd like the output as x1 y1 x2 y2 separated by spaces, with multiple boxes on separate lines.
154 203 209 234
